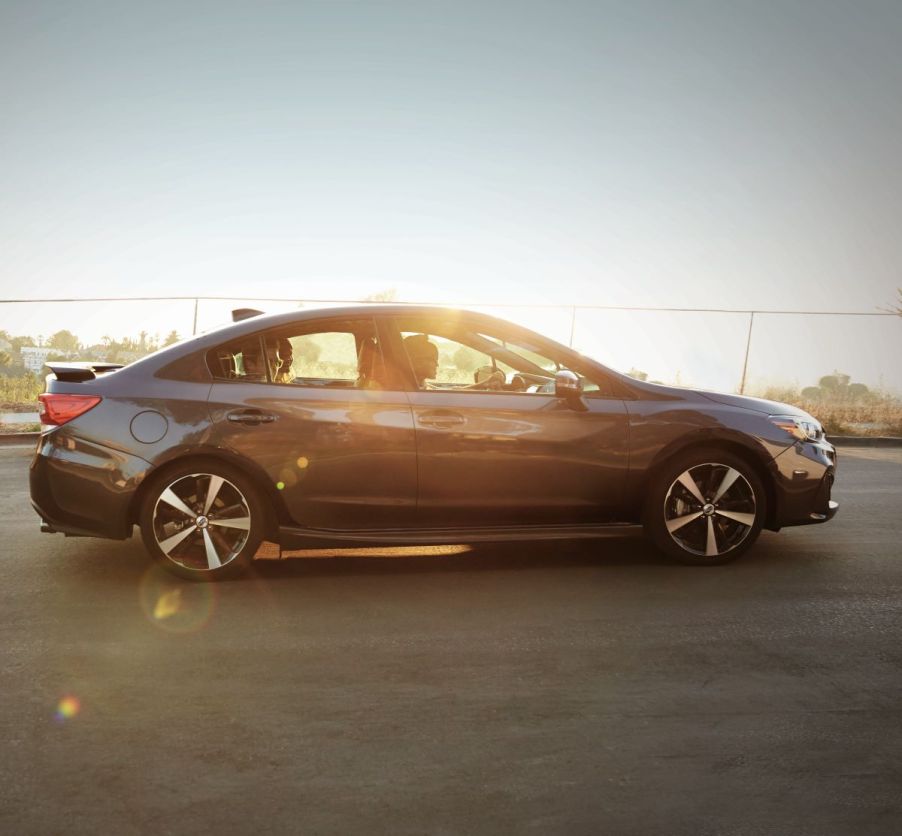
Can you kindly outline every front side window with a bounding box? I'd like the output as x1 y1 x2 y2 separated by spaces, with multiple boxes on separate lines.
401 332 508 389
395 318 605 394
206 319 391 388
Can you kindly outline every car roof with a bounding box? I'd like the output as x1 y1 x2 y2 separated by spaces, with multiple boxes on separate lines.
122 302 637 392
204 304 517 341
235 304 502 325
126 305 519 372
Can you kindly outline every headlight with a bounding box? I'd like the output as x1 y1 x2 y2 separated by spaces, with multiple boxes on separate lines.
769 414 822 442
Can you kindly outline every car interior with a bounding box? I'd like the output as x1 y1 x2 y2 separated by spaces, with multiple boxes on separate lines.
206 317 608 394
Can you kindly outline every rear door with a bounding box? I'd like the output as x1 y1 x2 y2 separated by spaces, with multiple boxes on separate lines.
206 316 417 530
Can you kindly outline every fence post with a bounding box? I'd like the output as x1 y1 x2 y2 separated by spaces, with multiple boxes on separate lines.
568 305 577 347
192 298 199 336
739 311 755 394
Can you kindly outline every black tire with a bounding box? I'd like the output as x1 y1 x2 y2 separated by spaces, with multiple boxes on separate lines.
139 460 266 581
643 447 766 566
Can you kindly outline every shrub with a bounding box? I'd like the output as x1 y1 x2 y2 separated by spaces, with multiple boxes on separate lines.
753 382 902 436
0 374 43 408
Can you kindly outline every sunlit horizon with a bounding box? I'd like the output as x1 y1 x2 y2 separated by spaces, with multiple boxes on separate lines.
1 292 898 397
2 2 901 393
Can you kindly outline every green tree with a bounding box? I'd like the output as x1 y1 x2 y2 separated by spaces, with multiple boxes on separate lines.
0 350 11 368
10 336 34 353
294 338 322 365
452 345 483 374
163 330 180 347
48 329 80 353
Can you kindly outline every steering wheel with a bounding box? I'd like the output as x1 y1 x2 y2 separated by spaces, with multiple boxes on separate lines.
473 366 505 390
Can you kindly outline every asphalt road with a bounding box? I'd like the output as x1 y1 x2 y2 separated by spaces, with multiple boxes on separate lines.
2 444 901 836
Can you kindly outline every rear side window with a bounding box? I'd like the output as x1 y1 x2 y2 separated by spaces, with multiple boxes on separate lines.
290 332 359 382
205 319 391 388
207 339 265 381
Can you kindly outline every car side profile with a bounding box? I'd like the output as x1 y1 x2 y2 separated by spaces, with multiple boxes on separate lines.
30 305 838 579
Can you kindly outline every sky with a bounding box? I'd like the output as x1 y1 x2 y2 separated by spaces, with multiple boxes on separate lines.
1 1 900 391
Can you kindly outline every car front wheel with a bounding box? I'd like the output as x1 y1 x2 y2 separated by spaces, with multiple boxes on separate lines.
644 449 765 565
139 462 265 580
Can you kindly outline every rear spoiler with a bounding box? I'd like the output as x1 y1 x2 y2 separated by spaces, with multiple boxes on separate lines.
232 308 265 322
45 362 125 382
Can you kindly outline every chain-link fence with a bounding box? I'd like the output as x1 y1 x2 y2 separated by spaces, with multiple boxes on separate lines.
1 296 899 398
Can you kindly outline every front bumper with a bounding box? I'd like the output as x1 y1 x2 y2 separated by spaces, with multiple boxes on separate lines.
813 499 840 523
770 438 839 528
30 430 151 540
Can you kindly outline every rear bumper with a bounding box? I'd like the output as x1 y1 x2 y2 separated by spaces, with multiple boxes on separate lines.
29 430 150 540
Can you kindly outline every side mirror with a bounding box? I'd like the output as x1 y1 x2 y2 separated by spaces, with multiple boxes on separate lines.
554 369 586 409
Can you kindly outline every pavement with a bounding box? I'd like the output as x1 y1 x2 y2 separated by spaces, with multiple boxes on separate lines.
1 444 901 835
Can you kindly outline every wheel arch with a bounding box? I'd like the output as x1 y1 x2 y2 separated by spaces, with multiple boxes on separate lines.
641 432 779 530
127 448 286 540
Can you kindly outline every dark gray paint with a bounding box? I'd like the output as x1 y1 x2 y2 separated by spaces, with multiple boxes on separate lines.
30 306 837 545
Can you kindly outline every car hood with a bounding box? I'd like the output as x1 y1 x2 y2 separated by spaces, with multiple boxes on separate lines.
698 390 812 419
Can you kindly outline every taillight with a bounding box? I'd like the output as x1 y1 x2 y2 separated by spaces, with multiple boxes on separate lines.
38 393 102 426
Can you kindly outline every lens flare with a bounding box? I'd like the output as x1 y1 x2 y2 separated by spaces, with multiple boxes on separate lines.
139 566 216 634
55 695 81 722
275 481 285 490
153 587 183 620
296 456 309 469
278 465 301 489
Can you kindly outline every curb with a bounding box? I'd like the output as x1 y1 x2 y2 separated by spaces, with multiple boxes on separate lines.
0 432 39 446
826 435 902 447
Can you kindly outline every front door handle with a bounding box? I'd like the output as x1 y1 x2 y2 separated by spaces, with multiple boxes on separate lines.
417 410 465 429
227 409 277 426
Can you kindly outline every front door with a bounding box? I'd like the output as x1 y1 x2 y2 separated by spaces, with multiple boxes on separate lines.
408 389 629 526
391 317 630 527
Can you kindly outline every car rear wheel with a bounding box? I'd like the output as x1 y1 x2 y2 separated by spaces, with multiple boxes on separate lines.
139 462 265 580
644 449 765 565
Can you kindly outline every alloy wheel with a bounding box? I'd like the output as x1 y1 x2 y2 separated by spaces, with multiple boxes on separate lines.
152 473 252 572
663 462 757 558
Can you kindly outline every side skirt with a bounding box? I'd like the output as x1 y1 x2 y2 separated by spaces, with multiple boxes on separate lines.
277 522 643 551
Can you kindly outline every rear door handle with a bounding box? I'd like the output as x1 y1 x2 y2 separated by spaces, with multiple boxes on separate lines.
417 410 465 429
227 409 277 425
